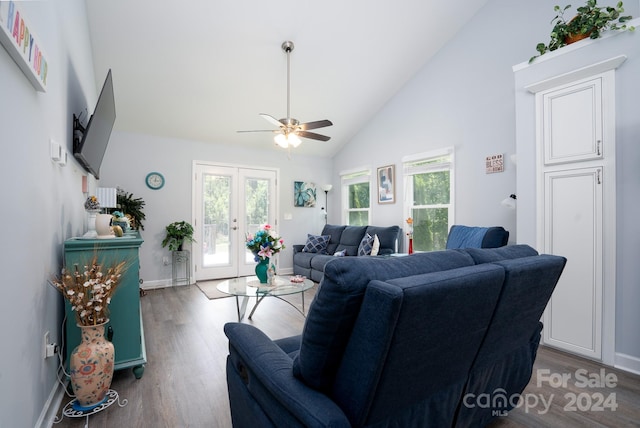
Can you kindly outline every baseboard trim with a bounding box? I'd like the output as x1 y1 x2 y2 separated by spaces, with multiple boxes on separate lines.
36 369 67 428
141 279 194 290
614 352 640 375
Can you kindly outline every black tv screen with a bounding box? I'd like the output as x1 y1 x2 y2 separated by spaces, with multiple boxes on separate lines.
73 69 116 179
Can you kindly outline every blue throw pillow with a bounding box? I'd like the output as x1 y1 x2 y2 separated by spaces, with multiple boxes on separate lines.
302 234 330 253
357 233 374 256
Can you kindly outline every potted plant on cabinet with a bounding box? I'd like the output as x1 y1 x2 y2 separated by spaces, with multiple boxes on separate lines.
530 0 634 63
116 188 146 230
162 221 196 251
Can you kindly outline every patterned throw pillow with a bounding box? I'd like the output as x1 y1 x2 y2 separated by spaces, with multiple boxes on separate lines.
370 234 380 256
302 234 330 253
357 233 374 256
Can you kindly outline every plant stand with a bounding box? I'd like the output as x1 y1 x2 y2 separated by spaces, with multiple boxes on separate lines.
172 250 191 285
54 389 127 428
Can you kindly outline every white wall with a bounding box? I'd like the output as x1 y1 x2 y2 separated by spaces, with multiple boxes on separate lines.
0 1 98 426
332 0 640 371
99 131 332 283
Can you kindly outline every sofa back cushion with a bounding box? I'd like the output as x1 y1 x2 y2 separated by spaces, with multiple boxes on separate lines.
461 244 538 264
330 264 506 426
365 225 401 255
292 250 475 392
456 254 566 426
335 226 367 256
321 224 346 255
446 225 509 249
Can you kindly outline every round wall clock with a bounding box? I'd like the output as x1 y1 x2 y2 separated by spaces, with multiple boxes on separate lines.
145 172 165 190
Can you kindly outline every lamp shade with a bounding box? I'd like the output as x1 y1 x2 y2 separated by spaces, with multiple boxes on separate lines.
274 133 301 148
322 184 333 192
501 194 517 210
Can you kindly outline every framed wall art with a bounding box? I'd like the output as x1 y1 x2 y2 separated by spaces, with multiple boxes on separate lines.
377 165 395 204
294 181 316 207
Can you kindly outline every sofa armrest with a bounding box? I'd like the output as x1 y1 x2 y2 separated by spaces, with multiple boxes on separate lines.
292 244 305 254
224 323 350 427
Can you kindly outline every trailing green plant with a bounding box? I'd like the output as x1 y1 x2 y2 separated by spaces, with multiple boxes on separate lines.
162 221 195 251
116 188 146 230
530 0 634 63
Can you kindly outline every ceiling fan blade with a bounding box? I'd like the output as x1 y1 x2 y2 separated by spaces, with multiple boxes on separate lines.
259 113 285 128
298 120 333 131
237 129 280 133
297 130 331 142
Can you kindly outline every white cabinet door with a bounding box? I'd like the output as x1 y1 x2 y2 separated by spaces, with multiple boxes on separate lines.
541 76 604 165
542 167 603 360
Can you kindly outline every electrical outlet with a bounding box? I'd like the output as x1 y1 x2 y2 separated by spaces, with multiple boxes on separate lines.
46 343 57 358
43 331 50 359
163 256 170 266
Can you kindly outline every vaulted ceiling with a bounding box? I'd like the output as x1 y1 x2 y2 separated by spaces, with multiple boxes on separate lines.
85 0 488 158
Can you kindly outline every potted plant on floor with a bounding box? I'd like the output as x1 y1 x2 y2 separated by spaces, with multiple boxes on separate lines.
530 0 634 63
162 221 196 251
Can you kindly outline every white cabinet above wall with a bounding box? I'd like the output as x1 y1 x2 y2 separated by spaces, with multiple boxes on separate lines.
540 76 605 165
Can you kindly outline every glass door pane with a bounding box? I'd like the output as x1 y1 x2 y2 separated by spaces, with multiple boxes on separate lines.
202 173 231 268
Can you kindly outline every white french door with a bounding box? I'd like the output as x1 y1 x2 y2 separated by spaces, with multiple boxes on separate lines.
193 163 278 280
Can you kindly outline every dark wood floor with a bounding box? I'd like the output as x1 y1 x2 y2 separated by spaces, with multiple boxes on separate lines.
53 284 640 427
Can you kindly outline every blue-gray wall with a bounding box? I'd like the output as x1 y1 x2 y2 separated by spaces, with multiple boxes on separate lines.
0 1 98 426
2 0 639 426
332 0 640 373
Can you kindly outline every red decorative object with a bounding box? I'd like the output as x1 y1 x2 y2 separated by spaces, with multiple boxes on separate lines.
408 238 414 255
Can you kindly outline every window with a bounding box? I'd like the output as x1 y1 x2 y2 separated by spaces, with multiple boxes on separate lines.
341 168 371 226
403 148 454 252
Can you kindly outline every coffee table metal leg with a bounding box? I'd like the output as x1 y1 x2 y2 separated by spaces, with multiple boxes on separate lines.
248 290 308 320
235 296 250 321
248 294 268 320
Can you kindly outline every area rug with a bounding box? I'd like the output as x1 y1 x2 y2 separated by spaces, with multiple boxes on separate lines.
196 279 234 300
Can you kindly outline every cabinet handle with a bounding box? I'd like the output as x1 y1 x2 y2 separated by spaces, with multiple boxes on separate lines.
597 169 601 184
597 140 602 156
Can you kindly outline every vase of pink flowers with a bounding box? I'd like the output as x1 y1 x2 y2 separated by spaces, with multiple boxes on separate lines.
245 224 285 283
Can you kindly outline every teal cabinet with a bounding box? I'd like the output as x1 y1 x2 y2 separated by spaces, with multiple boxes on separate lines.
63 232 146 378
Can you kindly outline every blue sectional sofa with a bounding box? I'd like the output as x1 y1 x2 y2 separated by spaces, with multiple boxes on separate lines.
224 245 566 427
292 224 403 282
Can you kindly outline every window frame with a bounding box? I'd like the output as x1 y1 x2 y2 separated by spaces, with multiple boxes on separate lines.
402 148 455 251
340 167 372 226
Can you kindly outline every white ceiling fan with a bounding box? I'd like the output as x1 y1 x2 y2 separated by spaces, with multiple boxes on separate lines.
238 41 333 148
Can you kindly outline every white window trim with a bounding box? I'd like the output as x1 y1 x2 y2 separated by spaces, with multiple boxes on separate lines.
402 148 455 249
341 167 372 225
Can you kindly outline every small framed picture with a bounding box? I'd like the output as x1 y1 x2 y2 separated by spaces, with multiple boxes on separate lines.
377 165 395 204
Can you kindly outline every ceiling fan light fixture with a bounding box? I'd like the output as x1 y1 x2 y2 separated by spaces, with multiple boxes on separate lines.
290 134 302 147
274 134 288 148
274 133 301 148
239 40 332 146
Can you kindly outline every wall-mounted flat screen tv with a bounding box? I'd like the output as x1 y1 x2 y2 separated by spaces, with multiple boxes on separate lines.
73 69 115 180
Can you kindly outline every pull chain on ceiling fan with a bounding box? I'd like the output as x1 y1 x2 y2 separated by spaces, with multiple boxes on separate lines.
238 41 333 148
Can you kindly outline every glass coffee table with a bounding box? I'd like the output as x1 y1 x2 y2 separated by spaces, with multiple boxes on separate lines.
216 276 314 321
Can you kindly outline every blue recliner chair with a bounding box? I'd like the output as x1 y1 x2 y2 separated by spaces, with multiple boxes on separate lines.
445 225 509 249
224 245 566 427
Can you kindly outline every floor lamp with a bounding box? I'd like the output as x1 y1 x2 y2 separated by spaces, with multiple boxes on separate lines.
322 184 333 224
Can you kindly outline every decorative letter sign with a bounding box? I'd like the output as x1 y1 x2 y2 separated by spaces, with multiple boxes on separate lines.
0 1 48 92
485 153 504 174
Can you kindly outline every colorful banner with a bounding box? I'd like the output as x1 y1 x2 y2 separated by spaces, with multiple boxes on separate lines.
0 1 48 91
